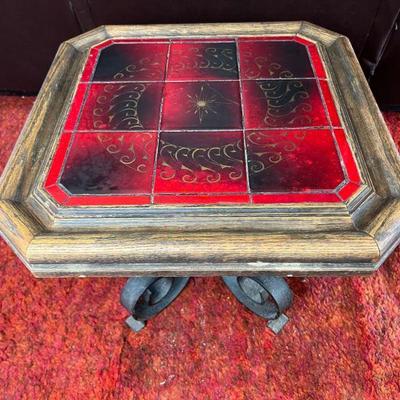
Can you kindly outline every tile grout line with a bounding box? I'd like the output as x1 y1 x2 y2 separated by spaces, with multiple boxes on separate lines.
80 77 328 85
68 125 339 134
235 38 252 204
51 187 338 198
150 40 172 204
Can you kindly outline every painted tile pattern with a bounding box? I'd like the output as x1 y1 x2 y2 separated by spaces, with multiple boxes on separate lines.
44 36 362 206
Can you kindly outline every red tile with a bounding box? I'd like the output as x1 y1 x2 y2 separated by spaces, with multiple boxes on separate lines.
154 131 247 194
171 38 237 43
92 39 113 51
59 132 157 196
167 42 238 80
319 80 341 126
44 184 69 205
242 79 329 129
238 40 314 79
333 129 362 183
238 36 295 42
245 129 345 192
252 192 340 203
307 43 327 79
294 36 313 46
78 83 163 131
337 181 361 201
64 194 151 206
161 81 242 130
81 49 99 82
153 194 249 205
64 84 88 130
113 39 170 44
93 42 169 81
44 132 73 187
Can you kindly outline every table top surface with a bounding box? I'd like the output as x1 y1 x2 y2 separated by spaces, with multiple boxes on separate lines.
2 22 399 277
44 35 361 207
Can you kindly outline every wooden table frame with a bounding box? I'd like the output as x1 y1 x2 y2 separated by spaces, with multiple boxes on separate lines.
1 22 400 278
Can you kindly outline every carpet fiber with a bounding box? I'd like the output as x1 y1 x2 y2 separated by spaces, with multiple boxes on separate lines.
1 96 400 399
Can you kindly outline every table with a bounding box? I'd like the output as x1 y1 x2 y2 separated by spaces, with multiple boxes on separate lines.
1 22 400 333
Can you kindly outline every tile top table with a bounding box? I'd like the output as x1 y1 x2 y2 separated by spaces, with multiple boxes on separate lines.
1 22 400 331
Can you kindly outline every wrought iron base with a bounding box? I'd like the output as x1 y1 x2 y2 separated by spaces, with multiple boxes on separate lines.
120 275 293 334
120 277 190 332
222 276 293 334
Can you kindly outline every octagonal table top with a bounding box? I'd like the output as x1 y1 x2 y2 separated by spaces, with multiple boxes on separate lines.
1 22 399 277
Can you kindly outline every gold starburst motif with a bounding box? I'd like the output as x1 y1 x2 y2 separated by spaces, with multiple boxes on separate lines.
187 85 219 123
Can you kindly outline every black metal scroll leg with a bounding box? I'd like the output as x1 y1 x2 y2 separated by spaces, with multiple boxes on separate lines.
120 277 190 332
222 276 293 334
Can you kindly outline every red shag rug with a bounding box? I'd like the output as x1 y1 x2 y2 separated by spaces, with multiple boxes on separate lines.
1 96 400 400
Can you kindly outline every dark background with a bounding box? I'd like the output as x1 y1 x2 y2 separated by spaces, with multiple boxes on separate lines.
1 0 399 108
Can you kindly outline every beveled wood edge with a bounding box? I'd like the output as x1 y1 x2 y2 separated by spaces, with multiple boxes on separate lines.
364 198 400 257
105 22 303 40
27 186 355 232
322 35 400 252
298 21 344 45
26 230 379 265
0 43 81 201
30 261 376 278
67 21 340 51
0 200 42 258
299 24 386 222
1 198 381 275
326 36 400 198
66 26 109 51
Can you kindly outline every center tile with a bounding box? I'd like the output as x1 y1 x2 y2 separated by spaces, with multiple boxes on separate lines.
161 81 242 130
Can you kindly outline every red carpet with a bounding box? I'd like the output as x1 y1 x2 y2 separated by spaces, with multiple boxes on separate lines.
0 95 400 399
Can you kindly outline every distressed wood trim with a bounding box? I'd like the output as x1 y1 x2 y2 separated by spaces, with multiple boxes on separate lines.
298 21 343 46
327 36 400 197
31 261 377 278
26 186 354 232
0 200 43 258
27 231 379 265
0 43 82 201
104 22 302 40
66 25 109 50
363 198 400 261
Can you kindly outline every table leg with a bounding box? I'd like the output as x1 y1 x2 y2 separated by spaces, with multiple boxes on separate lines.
120 277 190 332
222 276 293 334
120 275 293 334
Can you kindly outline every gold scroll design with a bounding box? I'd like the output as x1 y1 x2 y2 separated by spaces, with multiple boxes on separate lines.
159 138 244 183
258 80 312 127
186 84 240 124
241 51 294 79
93 83 147 130
247 130 307 174
113 56 163 80
95 132 154 174
170 47 238 74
